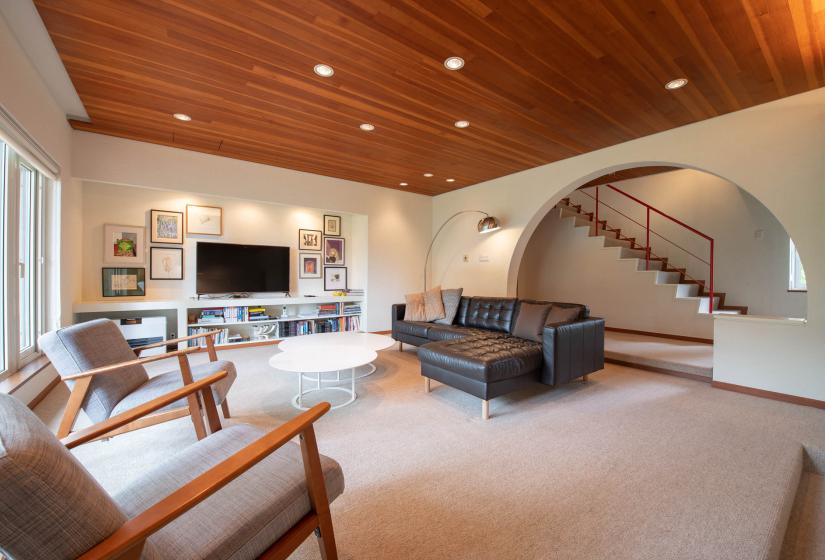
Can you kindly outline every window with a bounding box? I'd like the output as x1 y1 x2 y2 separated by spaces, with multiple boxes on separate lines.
789 239 807 292
0 141 47 376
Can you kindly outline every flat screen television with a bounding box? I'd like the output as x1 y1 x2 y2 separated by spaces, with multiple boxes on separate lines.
196 242 290 295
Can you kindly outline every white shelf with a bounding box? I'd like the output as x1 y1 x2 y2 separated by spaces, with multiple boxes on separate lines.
188 313 361 327
73 295 363 314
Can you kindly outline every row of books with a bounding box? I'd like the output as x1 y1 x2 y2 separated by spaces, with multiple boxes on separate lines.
343 303 361 315
248 306 271 321
195 306 251 324
187 327 231 347
194 303 361 325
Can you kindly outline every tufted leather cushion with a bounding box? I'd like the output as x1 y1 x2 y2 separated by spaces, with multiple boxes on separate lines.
464 297 518 333
418 335 542 383
426 324 499 342
454 297 472 326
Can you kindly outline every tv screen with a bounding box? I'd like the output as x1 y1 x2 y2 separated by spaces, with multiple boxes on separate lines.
196 242 290 294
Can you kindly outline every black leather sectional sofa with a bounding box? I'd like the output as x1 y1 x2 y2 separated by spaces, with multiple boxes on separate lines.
392 297 605 419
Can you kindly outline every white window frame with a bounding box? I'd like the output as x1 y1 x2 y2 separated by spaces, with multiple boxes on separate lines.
1 143 47 378
789 239 807 292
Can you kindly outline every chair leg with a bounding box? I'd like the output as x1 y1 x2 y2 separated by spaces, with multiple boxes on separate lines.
582 374 589 383
300 426 339 560
481 400 490 420
398 341 403 351
424 377 431 393
57 377 91 439
220 399 231 418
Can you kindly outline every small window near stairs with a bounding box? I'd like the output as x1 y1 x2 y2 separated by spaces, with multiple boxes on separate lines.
789 240 807 292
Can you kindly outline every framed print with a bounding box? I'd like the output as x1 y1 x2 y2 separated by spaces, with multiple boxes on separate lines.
299 229 322 251
323 236 345 265
299 253 322 278
186 204 223 236
324 267 347 291
150 247 184 280
103 224 145 265
323 214 341 236
102 267 145 297
150 209 184 244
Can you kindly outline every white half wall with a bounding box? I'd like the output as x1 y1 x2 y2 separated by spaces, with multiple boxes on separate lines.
431 87 825 401
71 132 432 332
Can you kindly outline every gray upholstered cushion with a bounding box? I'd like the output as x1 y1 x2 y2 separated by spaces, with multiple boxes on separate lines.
546 305 582 325
110 360 237 416
0 393 126 559
434 288 464 325
39 319 149 423
114 425 345 559
512 302 552 342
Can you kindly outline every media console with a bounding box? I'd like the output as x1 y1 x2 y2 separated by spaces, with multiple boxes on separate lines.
73 295 366 350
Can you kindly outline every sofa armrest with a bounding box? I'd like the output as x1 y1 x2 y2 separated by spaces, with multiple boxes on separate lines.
541 317 605 386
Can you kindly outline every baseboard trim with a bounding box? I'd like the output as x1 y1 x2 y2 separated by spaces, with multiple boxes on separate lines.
605 327 713 344
711 381 825 410
606 358 711 383
27 376 60 410
371 330 392 335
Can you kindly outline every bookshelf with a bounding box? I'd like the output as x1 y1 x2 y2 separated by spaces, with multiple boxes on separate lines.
186 300 362 347
73 295 366 350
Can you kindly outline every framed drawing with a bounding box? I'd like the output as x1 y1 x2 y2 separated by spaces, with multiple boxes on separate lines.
150 247 184 280
299 253 322 278
324 267 347 291
186 204 223 236
150 209 184 244
323 214 341 236
299 229 322 251
103 224 145 265
102 267 146 297
323 236 345 265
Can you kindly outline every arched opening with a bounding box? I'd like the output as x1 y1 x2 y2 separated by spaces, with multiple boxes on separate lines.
511 164 807 376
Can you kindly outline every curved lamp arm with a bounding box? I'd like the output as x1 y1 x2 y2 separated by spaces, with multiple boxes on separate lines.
424 210 491 291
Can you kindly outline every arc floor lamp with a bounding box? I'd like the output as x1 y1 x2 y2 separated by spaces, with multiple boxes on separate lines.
424 210 501 290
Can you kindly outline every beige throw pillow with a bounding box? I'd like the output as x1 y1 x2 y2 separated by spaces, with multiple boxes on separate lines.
404 292 427 321
423 286 446 321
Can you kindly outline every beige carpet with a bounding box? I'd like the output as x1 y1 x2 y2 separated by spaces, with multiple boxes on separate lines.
35 345 825 559
604 331 713 378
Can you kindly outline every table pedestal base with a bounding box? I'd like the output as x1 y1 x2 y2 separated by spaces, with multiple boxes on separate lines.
293 369 357 410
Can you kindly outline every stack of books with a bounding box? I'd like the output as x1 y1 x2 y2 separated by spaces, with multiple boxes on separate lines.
198 308 225 324
248 306 270 321
317 303 338 317
343 303 361 315
348 288 365 296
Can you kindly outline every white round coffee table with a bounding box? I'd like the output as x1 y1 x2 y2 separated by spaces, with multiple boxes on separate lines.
268 345 377 410
279 332 394 380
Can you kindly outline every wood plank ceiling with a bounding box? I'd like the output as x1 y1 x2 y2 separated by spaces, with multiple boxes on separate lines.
35 0 825 196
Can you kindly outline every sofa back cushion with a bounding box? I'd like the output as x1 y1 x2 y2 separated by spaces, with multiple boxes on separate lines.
548 302 589 322
464 297 518 332
454 297 472 326
511 302 553 342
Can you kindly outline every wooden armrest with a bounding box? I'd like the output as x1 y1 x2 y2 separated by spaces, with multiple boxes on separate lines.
132 330 221 352
78 402 331 560
63 347 202 381
61 371 228 449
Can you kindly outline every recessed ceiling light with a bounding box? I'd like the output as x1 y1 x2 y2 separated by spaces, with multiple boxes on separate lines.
359 123 375 131
400 182 408 186
423 172 434 177
173 113 191 121
454 120 470 128
665 78 688 90
446 178 455 183
313 63 334 77
443 56 465 70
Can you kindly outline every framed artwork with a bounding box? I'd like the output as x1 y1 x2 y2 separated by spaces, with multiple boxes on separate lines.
103 224 145 265
324 214 341 236
150 209 184 244
299 253 322 278
186 204 223 236
150 247 184 280
323 236 345 265
102 267 146 297
299 229 322 251
324 266 347 291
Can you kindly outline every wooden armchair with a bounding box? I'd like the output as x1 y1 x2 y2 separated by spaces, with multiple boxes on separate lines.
39 319 237 440
0 375 343 560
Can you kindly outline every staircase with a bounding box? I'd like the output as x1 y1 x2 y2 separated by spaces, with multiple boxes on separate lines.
557 195 748 316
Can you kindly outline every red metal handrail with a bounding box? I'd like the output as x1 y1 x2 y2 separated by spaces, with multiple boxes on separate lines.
594 184 714 312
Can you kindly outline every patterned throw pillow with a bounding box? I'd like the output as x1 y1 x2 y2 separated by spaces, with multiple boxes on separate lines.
434 288 464 325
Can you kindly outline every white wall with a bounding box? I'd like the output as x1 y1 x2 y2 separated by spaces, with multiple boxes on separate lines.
72 132 432 332
524 169 805 319
519 208 715 339
80 181 367 302
431 87 825 401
